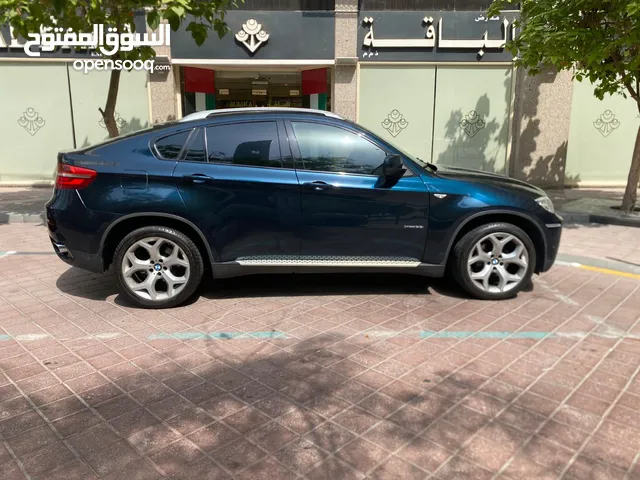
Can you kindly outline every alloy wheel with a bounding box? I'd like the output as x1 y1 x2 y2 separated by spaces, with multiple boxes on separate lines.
466 232 528 293
121 237 190 301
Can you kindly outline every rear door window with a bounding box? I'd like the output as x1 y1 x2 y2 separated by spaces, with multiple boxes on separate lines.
154 130 191 160
183 128 207 162
205 122 282 168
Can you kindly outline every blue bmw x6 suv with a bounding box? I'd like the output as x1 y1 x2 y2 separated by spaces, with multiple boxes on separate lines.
46 108 562 308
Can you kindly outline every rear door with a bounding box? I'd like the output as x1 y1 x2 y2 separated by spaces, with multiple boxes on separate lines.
172 119 301 263
288 120 430 261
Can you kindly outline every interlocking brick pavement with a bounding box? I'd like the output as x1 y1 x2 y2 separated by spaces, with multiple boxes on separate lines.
559 224 640 266
1 223 640 479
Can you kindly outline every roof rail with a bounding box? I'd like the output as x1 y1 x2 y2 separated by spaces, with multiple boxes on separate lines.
179 107 343 122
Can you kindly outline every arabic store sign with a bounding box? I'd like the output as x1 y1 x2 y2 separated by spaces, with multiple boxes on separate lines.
0 13 148 58
358 11 520 62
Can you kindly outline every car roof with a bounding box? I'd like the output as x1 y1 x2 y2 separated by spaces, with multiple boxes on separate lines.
179 107 343 123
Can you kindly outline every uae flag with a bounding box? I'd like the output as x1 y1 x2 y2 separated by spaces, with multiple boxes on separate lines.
302 68 327 110
183 67 216 114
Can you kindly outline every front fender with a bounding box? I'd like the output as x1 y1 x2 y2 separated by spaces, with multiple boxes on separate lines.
424 202 547 266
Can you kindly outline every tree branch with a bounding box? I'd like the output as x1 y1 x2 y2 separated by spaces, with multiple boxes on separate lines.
624 80 640 105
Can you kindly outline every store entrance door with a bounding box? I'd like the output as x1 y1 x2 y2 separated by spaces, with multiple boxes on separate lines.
181 67 331 115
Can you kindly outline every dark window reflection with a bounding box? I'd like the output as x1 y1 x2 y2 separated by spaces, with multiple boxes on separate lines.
358 0 495 10
239 0 334 10
154 131 190 160
183 128 207 162
206 122 283 168
292 122 387 175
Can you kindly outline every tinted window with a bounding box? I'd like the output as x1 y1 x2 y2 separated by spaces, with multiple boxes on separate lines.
154 131 190 159
291 122 387 175
206 122 282 168
360 0 492 10
239 0 334 10
183 128 207 162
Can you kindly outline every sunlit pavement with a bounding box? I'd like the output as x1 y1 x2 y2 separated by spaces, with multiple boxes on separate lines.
1 223 640 480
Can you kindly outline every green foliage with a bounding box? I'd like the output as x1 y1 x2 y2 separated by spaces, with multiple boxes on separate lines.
0 0 240 59
488 0 640 107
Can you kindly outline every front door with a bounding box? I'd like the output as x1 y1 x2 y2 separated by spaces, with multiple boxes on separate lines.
173 120 301 262
288 120 430 262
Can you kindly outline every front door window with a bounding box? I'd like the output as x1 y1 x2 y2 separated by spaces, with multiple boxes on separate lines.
291 122 387 175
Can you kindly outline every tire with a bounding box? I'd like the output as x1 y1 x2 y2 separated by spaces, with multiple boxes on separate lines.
451 222 536 300
113 226 204 309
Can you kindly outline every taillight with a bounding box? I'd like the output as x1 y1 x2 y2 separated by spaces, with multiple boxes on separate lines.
56 163 97 190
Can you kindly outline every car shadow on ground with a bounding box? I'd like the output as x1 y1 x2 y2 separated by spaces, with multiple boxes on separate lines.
0 330 594 478
55 269 471 307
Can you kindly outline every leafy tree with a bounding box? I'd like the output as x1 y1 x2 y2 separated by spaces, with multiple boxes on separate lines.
489 0 640 212
0 0 238 138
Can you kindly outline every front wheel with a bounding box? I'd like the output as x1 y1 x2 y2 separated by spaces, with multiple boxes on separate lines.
451 222 536 300
113 226 204 309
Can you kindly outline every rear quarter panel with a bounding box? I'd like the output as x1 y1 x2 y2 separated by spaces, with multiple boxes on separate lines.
73 133 185 216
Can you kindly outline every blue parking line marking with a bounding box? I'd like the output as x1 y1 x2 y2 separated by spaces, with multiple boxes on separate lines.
148 331 287 340
420 331 551 340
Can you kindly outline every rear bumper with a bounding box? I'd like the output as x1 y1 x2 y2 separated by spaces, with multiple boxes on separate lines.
46 189 117 274
49 237 104 273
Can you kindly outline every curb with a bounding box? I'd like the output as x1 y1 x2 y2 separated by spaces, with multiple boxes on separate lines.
557 210 640 228
556 253 640 277
0 213 45 224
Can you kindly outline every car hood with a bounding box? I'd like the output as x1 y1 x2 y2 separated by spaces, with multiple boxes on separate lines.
434 165 545 197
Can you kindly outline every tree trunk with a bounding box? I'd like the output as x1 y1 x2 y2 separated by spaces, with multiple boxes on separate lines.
99 68 122 138
620 124 640 212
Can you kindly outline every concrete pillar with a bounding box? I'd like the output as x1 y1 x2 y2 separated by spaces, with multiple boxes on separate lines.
509 68 574 188
333 0 359 121
149 22 179 124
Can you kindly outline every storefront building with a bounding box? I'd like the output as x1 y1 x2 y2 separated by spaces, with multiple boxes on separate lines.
355 10 518 175
169 9 335 118
1 0 638 187
0 19 151 185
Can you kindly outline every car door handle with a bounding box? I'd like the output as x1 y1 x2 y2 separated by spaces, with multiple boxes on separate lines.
183 173 213 184
303 181 334 191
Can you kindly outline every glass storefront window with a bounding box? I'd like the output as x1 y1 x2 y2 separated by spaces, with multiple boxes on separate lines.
358 64 513 174
216 71 304 109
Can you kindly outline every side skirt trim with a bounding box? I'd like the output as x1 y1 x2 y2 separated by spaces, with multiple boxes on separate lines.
211 260 446 279
235 255 422 267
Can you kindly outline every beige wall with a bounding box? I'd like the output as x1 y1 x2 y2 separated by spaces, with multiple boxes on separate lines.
149 22 179 124
509 68 574 188
333 0 358 121
565 79 640 186
0 62 150 185
509 69 639 188
0 63 74 185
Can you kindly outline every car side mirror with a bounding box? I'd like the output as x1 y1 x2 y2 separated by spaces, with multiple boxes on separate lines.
382 154 404 178
375 154 406 188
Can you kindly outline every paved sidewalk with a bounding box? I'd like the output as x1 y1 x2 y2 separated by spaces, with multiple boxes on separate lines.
547 188 640 227
559 224 640 267
1 224 640 479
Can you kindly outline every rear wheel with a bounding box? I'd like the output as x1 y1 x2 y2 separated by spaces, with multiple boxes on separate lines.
113 226 204 308
451 222 535 300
